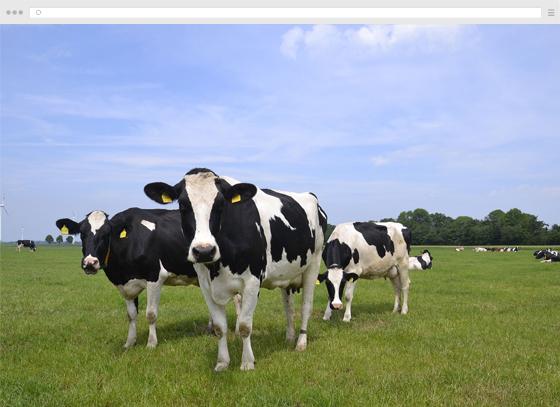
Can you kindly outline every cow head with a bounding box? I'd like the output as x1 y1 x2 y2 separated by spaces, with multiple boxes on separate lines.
56 211 110 274
318 267 359 310
422 249 433 269
144 168 257 264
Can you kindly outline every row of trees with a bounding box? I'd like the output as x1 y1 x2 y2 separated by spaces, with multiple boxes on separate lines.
45 235 74 244
324 208 559 245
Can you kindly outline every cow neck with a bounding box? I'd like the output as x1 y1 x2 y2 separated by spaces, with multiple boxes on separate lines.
104 234 112 267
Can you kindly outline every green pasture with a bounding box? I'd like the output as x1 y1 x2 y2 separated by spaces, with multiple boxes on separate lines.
1 245 559 406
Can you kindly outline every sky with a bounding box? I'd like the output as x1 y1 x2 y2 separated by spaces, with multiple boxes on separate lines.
1 24 559 241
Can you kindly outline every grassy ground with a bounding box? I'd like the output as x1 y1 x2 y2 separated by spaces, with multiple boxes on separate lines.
1 245 559 406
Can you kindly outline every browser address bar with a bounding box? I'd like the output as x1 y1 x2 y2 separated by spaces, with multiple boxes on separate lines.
29 7 543 19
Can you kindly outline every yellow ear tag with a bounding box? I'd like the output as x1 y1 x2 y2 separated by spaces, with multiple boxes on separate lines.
315 280 320 285
231 194 241 204
161 193 172 203
120 229 127 239
60 225 69 235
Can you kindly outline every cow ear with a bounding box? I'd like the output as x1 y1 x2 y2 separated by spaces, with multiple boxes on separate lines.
56 218 81 235
343 272 359 282
144 182 179 204
317 272 327 283
216 179 257 204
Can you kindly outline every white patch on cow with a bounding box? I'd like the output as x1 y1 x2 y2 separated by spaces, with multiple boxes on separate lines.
117 279 147 300
140 219 156 231
87 210 107 235
185 172 221 262
327 267 344 308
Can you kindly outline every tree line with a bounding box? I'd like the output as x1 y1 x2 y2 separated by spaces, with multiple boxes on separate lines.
45 234 74 244
325 208 560 245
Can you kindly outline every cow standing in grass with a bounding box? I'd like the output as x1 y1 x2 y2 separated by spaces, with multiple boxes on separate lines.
144 168 327 371
318 221 410 322
17 240 36 252
56 209 222 349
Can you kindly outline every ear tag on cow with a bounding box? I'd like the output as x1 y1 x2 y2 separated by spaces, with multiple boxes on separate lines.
231 194 241 204
315 280 320 285
120 229 127 239
161 193 172 203
60 225 69 235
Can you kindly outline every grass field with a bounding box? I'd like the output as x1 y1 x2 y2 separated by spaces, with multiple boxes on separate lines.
1 245 559 406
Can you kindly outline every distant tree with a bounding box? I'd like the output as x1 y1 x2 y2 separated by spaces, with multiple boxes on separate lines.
56 235 63 244
45 234 54 244
66 236 74 244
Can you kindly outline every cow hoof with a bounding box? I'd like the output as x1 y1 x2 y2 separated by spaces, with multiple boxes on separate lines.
343 316 352 322
146 341 157 349
214 362 229 372
295 338 307 352
240 362 255 371
123 340 136 349
286 334 295 343
400 308 408 315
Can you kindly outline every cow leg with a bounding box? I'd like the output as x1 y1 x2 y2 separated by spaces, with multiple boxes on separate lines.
296 262 319 352
390 276 401 313
343 280 357 322
238 278 260 370
124 297 139 349
281 289 295 342
399 266 410 315
146 273 167 348
322 302 333 321
197 270 230 371
233 293 242 336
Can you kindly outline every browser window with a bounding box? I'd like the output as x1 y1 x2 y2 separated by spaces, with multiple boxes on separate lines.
1 1 559 405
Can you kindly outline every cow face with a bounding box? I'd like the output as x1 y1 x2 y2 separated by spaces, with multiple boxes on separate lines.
144 168 257 264
318 268 358 310
422 249 433 268
56 211 110 274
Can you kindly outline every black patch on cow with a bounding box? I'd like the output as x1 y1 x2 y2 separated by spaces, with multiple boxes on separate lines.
352 248 360 264
322 239 352 269
206 263 221 280
352 222 395 258
134 297 139 313
17 240 37 251
186 168 216 176
402 227 412 254
417 256 429 270
215 195 267 279
262 189 316 267
317 204 328 235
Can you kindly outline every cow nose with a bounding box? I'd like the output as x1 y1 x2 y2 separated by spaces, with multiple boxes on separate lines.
192 244 217 263
331 302 343 310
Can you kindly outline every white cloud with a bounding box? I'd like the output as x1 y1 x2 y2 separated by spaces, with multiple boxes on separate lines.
281 25 467 58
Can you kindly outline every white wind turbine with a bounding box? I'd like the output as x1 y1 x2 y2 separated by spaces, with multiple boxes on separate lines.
0 196 8 243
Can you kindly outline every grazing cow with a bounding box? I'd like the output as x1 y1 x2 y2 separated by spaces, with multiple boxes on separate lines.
17 240 36 252
56 209 212 349
318 221 410 322
144 168 327 371
409 249 433 271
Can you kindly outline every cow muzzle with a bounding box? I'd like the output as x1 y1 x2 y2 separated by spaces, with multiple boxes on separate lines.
191 244 218 264
82 256 100 274
331 300 343 310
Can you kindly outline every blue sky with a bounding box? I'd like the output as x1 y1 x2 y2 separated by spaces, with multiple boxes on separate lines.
1 25 559 241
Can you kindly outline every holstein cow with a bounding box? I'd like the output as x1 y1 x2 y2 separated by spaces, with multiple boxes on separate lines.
144 168 327 371
542 252 560 263
534 249 558 259
409 249 433 271
17 240 36 252
56 209 215 349
318 221 410 322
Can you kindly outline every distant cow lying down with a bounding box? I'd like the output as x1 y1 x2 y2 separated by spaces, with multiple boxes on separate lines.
409 250 433 270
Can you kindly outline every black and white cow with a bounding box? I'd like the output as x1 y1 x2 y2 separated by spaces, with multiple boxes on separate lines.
17 240 36 252
318 221 410 322
534 249 558 259
409 249 433 270
542 252 560 262
56 208 210 349
144 168 327 371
